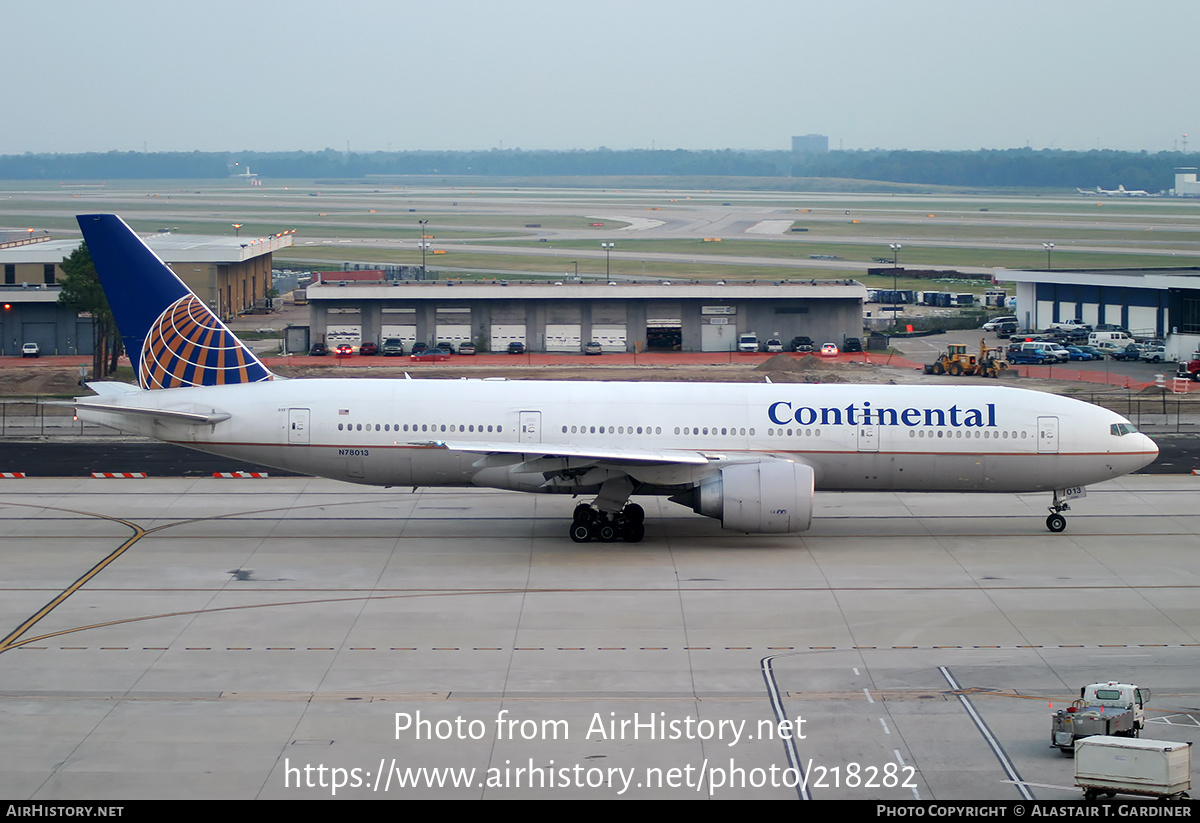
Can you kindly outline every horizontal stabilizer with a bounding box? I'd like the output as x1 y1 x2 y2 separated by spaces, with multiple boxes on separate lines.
66 400 231 426
85 381 141 396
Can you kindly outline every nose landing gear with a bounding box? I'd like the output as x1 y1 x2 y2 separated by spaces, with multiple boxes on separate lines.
1046 493 1071 533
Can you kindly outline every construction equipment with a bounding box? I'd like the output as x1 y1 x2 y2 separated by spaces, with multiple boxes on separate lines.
924 339 1009 378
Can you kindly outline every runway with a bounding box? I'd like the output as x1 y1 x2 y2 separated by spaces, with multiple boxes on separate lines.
1 476 1199 799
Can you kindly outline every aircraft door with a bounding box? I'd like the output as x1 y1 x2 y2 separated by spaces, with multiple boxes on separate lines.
519 411 541 444
288 408 310 444
1037 416 1059 453
856 424 879 452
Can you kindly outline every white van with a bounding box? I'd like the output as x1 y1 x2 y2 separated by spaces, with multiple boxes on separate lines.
982 315 1018 331
1089 331 1133 347
737 333 760 353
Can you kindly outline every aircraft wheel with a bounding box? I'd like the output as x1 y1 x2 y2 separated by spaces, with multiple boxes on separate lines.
623 503 645 524
573 504 595 524
597 523 618 543
623 522 645 543
570 522 593 543
1046 513 1067 533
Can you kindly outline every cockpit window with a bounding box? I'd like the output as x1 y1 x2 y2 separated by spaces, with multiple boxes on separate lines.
1110 423 1138 436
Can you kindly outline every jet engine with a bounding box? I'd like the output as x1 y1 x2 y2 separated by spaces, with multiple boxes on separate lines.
681 459 815 533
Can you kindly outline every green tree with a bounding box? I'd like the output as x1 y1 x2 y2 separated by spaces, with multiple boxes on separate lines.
58 242 123 379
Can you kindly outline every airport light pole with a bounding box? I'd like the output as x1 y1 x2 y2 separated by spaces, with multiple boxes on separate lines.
889 243 902 324
418 220 430 279
1043 242 1054 270
571 261 578 279
601 242 614 279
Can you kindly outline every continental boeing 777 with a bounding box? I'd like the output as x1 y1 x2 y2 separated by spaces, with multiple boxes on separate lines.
69 214 1158 541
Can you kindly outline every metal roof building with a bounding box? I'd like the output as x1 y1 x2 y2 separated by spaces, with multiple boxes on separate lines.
306 278 867 353
1004 266 1200 360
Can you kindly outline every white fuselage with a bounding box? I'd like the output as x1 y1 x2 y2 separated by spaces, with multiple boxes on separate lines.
79 378 1158 496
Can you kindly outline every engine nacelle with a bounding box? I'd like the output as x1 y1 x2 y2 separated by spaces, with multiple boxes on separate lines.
694 459 815 533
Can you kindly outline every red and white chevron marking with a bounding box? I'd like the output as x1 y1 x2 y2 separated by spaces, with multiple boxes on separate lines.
90 472 148 478
212 472 270 478
0 472 26 478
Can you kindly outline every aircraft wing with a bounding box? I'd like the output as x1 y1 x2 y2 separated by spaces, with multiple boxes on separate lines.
421 439 719 465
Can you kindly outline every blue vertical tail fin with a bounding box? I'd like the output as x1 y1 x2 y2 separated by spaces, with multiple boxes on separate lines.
77 214 273 390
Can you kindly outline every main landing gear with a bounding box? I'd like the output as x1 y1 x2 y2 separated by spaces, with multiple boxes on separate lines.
1046 493 1070 533
570 502 645 543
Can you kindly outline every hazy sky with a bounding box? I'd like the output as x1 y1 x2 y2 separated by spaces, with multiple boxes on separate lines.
7 0 1198 155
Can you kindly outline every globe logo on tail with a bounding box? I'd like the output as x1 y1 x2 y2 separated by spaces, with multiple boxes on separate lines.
138 295 272 389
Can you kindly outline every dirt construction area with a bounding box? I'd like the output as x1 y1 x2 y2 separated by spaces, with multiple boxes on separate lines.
0 349 1189 402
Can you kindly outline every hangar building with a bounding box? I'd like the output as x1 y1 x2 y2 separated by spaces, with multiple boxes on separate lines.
1005 266 1200 360
0 230 288 356
306 279 867 353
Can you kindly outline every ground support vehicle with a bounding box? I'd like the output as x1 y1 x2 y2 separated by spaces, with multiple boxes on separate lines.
1075 736 1190 801
925 340 1008 377
21 342 39 358
1052 682 1149 754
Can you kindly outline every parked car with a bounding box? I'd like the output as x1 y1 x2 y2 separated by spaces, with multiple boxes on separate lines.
309 342 329 356
1141 345 1168 363
765 338 784 353
982 315 1018 331
21 342 39 358
843 337 863 353
584 341 602 355
1041 342 1072 362
411 342 429 355
737 333 760 353
436 341 455 355
335 344 353 356
1111 344 1144 361
359 341 378 356
790 336 814 353
995 322 1018 339
507 341 526 355
1006 348 1051 365
457 343 477 355
1065 346 1095 361
819 342 839 357
381 338 405 356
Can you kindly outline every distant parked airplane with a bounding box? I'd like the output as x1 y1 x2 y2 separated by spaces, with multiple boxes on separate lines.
1077 185 1153 197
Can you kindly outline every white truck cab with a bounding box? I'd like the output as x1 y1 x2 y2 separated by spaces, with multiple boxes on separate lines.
737 332 759 353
